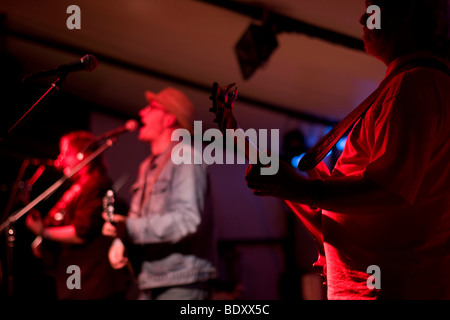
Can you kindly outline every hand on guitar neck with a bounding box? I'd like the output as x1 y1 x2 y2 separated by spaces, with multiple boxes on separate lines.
102 190 127 239
101 190 135 276
210 82 327 202
210 82 328 278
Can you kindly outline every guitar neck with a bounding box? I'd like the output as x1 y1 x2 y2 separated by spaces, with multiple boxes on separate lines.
233 127 264 164
233 127 324 254
210 82 324 260
103 190 115 222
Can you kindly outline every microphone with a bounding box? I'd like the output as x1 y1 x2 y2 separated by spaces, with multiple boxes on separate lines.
95 119 139 141
22 54 98 81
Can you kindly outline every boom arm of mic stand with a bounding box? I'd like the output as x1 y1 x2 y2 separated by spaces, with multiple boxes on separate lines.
0 138 116 233
0 76 66 143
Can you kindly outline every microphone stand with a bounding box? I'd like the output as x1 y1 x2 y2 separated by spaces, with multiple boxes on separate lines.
0 75 66 143
1 158 33 298
1 160 31 223
0 138 117 298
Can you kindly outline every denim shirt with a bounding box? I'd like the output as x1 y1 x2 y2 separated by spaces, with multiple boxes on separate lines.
126 143 216 289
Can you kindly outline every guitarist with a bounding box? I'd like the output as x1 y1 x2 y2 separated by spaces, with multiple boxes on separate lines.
25 130 130 299
244 0 450 299
102 88 217 300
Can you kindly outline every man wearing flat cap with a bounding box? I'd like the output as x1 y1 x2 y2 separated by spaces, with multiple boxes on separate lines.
103 87 217 300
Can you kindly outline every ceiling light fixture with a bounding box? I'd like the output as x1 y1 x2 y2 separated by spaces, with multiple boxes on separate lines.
235 18 278 80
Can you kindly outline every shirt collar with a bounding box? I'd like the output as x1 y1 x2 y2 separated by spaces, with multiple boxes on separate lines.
386 51 448 77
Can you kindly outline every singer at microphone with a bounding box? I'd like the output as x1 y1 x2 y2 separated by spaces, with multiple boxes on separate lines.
95 119 139 142
22 54 98 82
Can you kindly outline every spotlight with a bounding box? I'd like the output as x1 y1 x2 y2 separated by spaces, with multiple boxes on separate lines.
282 129 306 167
235 23 278 80
336 136 347 151
291 153 305 168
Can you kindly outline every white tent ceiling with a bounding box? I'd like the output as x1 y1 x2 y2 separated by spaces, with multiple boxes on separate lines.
1 0 386 131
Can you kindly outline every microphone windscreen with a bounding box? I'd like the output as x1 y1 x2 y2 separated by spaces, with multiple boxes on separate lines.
125 119 139 132
82 54 98 72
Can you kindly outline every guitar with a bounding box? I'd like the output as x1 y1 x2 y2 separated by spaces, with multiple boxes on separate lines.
103 189 115 223
102 189 138 278
209 82 327 280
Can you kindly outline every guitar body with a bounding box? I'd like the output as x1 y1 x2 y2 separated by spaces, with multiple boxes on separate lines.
210 82 326 280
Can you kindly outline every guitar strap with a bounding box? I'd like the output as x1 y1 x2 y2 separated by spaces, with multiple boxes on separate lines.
298 57 450 172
